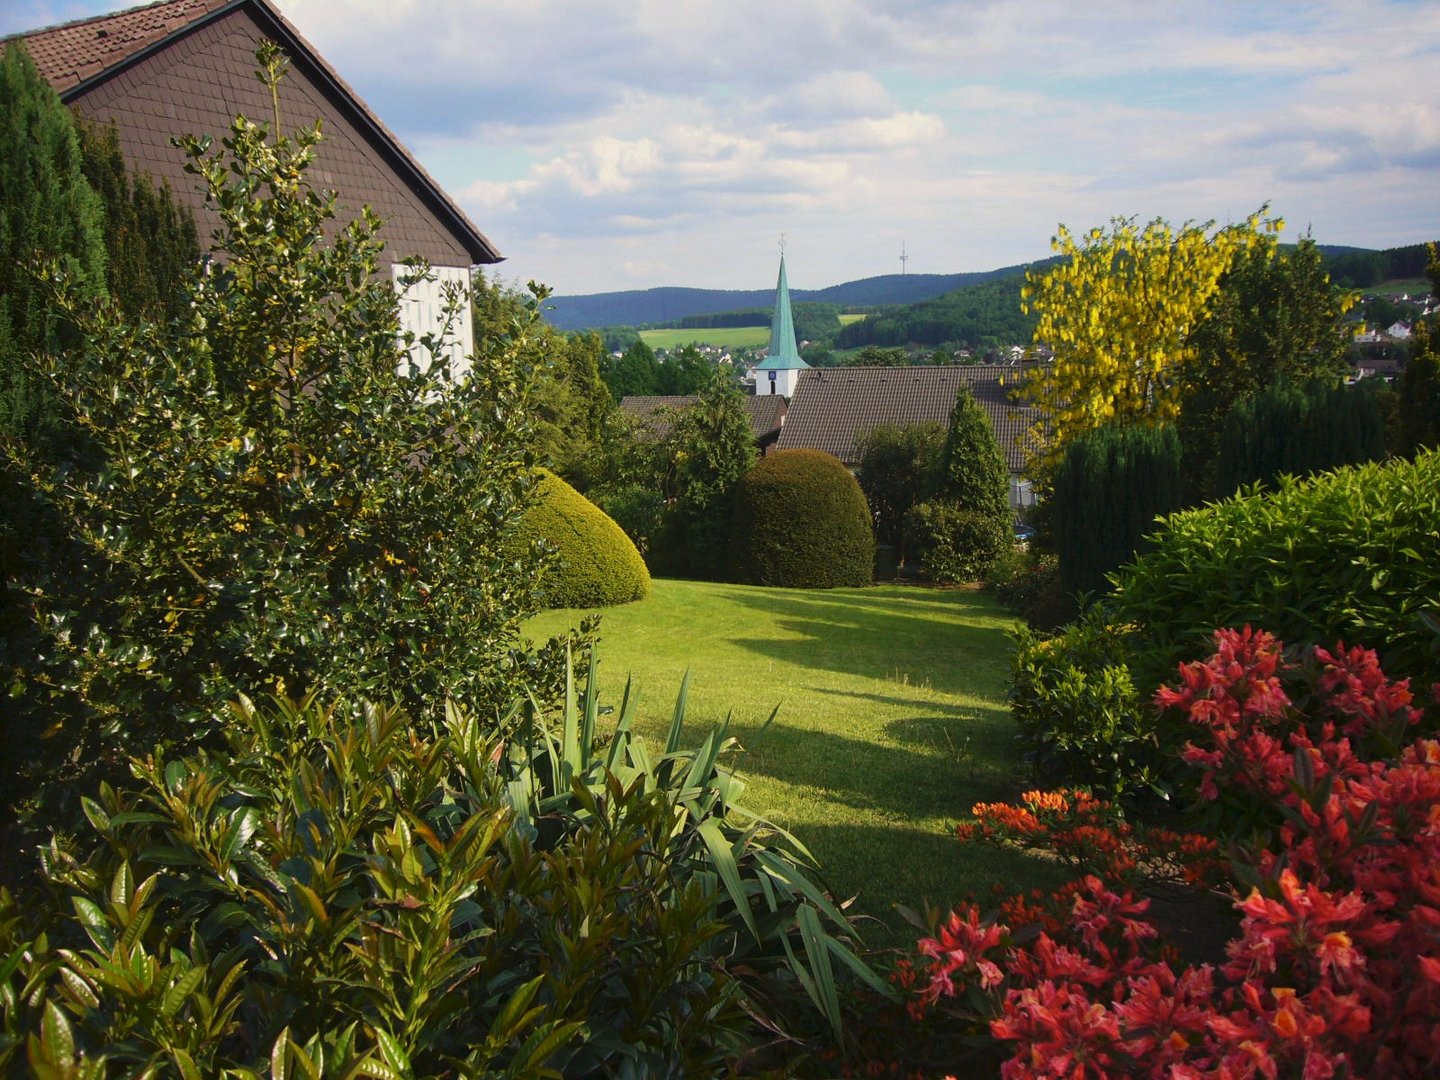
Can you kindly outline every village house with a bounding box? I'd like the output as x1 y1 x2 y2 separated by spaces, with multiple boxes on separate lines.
9 0 499 373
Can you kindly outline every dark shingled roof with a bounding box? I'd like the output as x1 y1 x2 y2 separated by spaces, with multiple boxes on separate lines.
9 0 499 267
620 394 788 444
774 366 1040 472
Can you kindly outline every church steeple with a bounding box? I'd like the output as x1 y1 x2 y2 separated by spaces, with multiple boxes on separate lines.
753 247 809 396
765 254 803 367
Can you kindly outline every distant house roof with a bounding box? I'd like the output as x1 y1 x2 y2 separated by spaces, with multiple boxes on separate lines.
774 366 1040 472
9 0 499 268
619 394 788 446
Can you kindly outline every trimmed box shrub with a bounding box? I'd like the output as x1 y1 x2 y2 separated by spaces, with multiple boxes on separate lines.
513 469 650 608
728 449 874 588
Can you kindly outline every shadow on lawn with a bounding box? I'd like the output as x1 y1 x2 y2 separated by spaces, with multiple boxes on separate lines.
725 716 1015 822
719 588 1012 696
789 819 1073 947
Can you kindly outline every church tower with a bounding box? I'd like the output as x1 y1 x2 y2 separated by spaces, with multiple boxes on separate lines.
752 253 810 396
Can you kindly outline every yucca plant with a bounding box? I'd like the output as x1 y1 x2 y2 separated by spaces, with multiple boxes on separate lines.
479 649 894 1049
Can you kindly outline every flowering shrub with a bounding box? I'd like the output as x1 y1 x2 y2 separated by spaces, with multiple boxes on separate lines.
890 629 1440 1078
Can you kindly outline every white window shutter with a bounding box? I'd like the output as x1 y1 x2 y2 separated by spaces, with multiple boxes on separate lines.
391 264 475 379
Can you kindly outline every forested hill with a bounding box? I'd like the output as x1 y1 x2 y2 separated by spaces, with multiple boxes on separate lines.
542 264 1041 331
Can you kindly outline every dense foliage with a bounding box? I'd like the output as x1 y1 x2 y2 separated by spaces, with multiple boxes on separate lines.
1050 423 1184 598
900 385 1013 583
902 500 1009 586
1110 449 1440 694
510 469 650 609
0 661 887 1075
1020 211 1279 478
2 50 547 810
0 42 107 447
1324 240 1436 288
634 376 757 580
883 630 1440 1078
728 450 874 588
598 339 714 401
834 273 1037 350
1177 238 1354 498
1012 450 1440 803
75 117 200 325
854 422 944 563
473 271 615 490
1395 245 1440 457
1010 610 1153 802
1213 377 1388 495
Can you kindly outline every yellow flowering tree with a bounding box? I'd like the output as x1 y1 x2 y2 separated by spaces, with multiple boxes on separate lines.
1020 209 1281 479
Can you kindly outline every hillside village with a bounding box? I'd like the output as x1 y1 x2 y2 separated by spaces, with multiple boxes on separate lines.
2 0 1439 1076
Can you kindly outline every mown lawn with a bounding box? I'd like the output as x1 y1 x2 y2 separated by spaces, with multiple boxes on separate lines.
526 579 1065 946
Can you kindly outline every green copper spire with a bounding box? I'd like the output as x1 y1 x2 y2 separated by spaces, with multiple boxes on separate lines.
754 254 809 371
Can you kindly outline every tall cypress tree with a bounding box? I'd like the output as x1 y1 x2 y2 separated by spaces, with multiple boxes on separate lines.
1215 378 1388 494
1052 423 1183 598
0 41 107 446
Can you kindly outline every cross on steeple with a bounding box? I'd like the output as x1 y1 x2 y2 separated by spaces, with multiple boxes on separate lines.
779 232 786 256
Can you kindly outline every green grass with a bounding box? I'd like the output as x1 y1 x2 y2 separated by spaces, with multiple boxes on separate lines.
640 326 770 349
839 313 869 326
526 579 1064 945
1361 278 1430 297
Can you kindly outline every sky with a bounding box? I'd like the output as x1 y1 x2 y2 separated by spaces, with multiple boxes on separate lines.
5 0 1440 295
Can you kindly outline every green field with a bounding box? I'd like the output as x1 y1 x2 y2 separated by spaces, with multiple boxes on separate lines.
526 579 1062 944
640 326 769 349
1362 278 1432 298
839 313 869 325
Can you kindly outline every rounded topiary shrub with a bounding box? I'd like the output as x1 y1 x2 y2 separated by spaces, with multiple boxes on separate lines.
515 470 650 608
728 450 874 588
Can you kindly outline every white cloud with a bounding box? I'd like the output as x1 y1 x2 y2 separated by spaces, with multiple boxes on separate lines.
208 2 1440 289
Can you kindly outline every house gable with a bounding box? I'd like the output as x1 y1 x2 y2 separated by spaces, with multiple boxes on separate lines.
13 0 498 270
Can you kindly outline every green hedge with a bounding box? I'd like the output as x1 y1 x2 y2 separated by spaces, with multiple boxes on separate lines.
1050 423 1184 598
728 450 874 588
1111 448 1440 691
1012 450 1440 804
514 470 650 608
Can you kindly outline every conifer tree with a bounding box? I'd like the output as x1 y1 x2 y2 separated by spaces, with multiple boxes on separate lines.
929 384 1010 520
76 117 200 323
0 41 107 445
1051 423 1183 597
1397 246 1440 456
903 385 1012 582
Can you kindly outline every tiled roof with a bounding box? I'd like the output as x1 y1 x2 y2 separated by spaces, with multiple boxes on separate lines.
619 394 788 443
8 0 499 267
14 0 231 93
774 366 1042 472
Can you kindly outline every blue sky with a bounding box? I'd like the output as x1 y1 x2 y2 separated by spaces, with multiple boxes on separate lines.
5 0 1439 295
